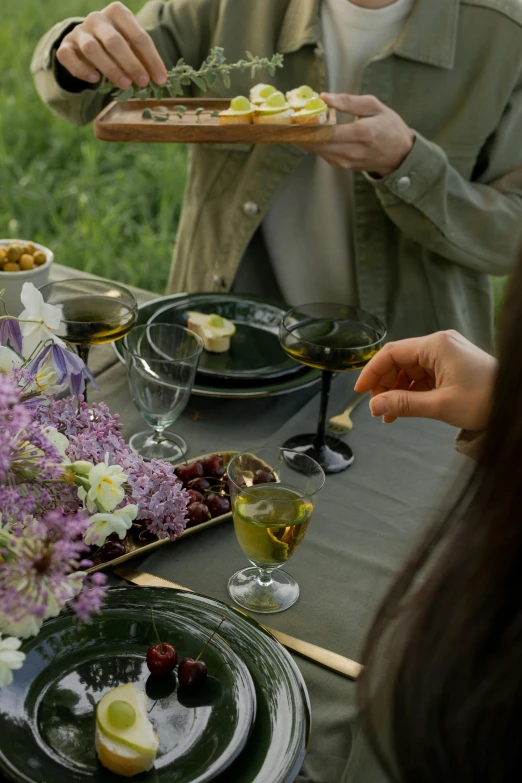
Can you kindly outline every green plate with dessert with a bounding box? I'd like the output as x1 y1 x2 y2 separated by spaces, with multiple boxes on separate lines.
113 293 321 398
0 603 256 783
149 293 302 381
0 587 310 783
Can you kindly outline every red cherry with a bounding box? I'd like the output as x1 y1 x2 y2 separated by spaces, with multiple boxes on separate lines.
187 477 211 494
186 502 211 528
205 492 231 518
201 454 224 480
253 469 276 485
99 541 126 562
178 658 208 689
175 462 204 486
146 643 177 677
187 489 204 505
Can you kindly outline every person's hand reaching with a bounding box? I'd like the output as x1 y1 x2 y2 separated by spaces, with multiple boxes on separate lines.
56 2 167 90
355 331 497 430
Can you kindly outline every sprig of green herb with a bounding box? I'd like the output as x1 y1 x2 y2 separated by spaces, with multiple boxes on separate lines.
100 47 284 102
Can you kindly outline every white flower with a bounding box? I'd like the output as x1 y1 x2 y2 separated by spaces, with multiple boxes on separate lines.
19 283 65 359
0 636 25 688
0 614 42 640
0 346 22 375
87 457 128 512
84 505 138 546
28 355 68 395
42 427 70 459
77 486 97 514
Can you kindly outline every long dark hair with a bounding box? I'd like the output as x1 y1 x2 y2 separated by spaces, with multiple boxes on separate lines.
359 254 522 783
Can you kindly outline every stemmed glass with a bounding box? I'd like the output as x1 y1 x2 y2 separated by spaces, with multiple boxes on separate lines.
280 303 386 474
39 278 137 402
123 323 203 462
227 447 325 614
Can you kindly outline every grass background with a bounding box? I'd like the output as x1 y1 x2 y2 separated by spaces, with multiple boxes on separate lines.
0 0 507 308
0 0 186 293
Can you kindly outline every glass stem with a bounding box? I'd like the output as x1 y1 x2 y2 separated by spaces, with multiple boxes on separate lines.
77 344 91 404
153 426 166 444
314 370 333 451
257 568 274 587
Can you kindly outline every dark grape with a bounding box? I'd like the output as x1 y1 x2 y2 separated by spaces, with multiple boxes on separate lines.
186 502 212 527
205 492 231 518
99 540 126 562
187 477 211 494
253 469 276 485
201 454 224 479
187 489 204 505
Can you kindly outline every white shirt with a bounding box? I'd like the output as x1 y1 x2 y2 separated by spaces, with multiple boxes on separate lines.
262 0 415 306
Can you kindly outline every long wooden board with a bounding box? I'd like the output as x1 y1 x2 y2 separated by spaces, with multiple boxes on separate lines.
94 98 336 144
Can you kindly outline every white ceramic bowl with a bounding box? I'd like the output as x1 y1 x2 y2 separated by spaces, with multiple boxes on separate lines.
0 239 54 317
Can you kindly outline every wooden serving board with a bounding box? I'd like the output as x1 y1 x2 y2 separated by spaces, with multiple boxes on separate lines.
94 98 336 144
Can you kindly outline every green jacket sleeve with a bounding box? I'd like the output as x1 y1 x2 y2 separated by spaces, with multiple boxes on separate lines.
370 72 522 277
31 0 218 127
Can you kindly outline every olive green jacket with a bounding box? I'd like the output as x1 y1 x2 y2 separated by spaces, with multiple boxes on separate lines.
32 0 522 352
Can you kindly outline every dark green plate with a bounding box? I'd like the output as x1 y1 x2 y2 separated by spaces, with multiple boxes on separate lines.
0 605 256 783
149 293 301 381
113 295 321 399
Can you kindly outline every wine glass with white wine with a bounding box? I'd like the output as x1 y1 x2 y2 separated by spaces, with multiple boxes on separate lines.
227 447 325 614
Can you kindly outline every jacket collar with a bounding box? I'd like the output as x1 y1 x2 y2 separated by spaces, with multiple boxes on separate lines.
277 0 460 70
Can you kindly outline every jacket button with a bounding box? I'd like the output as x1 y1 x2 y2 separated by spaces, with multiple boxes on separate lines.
212 274 227 289
242 200 259 217
396 176 411 192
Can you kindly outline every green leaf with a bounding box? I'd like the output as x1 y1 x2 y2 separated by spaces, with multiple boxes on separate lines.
154 105 169 113
153 114 169 121
115 86 135 102
195 107 205 115
176 57 185 66
0 289 5 298
223 72 231 89
245 50 254 61
141 108 153 119
211 110 219 117
98 81 114 94
135 88 152 99
268 66 276 77
152 83 164 100
173 105 187 113
205 71 217 88
191 75 207 91
180 76 192 86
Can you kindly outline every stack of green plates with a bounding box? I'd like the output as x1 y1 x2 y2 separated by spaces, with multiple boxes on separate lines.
114 293 321 399
0 587 310 783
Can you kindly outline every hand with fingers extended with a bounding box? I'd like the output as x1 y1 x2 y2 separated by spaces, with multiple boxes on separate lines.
56 1 167 90
354 330 497 430
300 92 415 177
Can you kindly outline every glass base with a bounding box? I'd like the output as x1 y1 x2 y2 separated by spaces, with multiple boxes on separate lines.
129 430 187 462
228 567 299 614
282 434 354 474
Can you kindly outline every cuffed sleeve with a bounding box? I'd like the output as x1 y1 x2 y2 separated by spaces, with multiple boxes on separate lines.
367 71 522 277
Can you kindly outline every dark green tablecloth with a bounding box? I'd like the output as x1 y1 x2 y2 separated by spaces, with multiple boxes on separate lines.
3 268 466 783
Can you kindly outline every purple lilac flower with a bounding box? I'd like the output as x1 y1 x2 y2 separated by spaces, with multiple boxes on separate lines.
38 397 189 540
0 511 106 625
0 318 23 354
28 344 98 397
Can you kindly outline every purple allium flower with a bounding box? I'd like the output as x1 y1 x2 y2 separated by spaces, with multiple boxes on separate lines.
0 318 23 354
0 511 106 625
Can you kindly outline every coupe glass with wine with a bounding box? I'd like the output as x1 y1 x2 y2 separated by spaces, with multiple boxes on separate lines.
280 303 386 474
227 447 325 614
39 278 137 401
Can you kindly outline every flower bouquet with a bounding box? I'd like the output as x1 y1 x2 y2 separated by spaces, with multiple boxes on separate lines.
0 283 189 686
